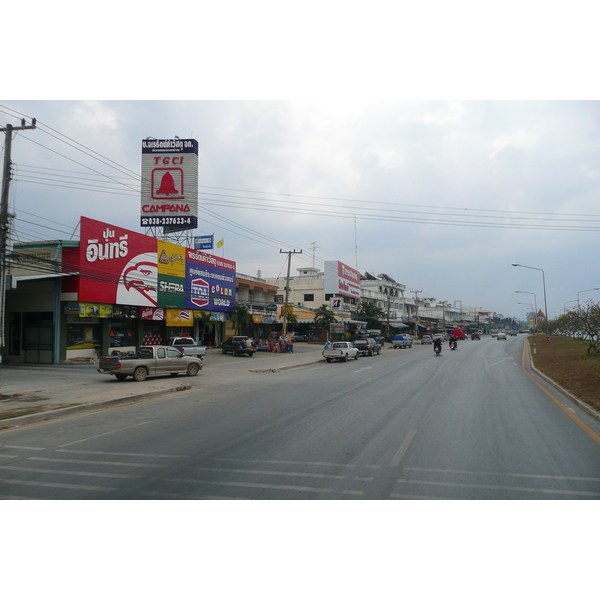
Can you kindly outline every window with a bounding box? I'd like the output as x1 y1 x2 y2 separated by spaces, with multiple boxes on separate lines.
304 294 315 302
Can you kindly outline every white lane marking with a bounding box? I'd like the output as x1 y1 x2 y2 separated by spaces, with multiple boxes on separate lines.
213 457 381 469
485 357 514 371
192 466 373 481
30 457 166 469
2 445 45 451
389 429 417 467
56 449 189 458
396 478 600 497
342 490 364 496
166 477 334 494
140 491 244 500
405 467 600 482
0 477 116 492
0 454 18 459
0 464 144 479
58 421 152 447
441 378 448 387
354 366 373 373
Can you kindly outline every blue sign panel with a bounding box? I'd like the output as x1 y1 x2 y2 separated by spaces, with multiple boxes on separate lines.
185 248 236 312
194 235 214 250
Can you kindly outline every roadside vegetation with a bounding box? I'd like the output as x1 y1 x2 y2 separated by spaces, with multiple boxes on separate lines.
528 301 600 414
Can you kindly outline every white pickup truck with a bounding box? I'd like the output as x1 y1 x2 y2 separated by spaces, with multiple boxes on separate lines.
322 341 359 362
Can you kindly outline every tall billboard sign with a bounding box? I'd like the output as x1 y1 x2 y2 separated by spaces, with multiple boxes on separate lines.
141 138 198 229
324 260 361 300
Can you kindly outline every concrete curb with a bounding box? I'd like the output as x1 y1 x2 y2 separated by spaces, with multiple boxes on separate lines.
526 340 600 422
0 384 194 429
249 358 324 374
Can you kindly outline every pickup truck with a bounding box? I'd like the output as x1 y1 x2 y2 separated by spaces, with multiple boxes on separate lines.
97 346 203 381
322 341 359 362
221 336 256 357
166 337 207 360
352 337 382 356
392 334 412 349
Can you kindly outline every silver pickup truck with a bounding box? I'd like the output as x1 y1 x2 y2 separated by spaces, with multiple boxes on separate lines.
166 337 207 360
322 341 359 363
98 346 203 381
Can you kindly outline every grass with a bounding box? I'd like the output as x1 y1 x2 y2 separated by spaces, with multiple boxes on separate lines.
527 334 600 414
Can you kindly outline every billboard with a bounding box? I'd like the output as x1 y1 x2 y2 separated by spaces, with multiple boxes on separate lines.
79 217 236 312
79 217 158 307
141 138 198 229
185 248 236 311
324 260 361 300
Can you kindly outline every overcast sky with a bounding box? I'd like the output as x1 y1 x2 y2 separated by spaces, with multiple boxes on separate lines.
3 4 599 321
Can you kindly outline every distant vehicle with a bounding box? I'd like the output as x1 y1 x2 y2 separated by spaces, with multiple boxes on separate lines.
497 332 507 340
290 333 307 342
352 338 382 356
322 341 359 362
421 334 433 344
508 331 517 336
471 333 480 340
166 337 207 360
451 328 467 340
392 335 412 349
222 336 256 356
98 346 202 381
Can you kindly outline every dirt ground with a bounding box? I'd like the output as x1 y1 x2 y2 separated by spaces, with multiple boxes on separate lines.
528 334 600 414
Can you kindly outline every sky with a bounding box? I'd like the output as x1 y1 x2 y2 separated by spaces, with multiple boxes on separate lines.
2 5 599 325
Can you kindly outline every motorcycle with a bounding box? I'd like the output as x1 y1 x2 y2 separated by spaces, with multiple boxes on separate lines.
434 341 442 356
449 338 457 350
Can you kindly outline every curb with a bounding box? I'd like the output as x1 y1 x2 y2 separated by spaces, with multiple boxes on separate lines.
249 358 324 374
0 384 194 430
526 341 600 422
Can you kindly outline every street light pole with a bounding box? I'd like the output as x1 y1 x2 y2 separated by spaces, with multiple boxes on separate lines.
515 290 538 331
512 264 549 341
577 287 600 308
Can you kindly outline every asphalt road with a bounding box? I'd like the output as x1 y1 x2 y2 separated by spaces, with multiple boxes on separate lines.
1 336 599 499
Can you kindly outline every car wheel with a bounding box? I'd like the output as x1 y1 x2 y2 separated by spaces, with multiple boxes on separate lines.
222 348 227 354
368 349 373 356
115 374 128 381
133 367 148 382
354 353 359 360
342 356 348 362
326 358 332 363
248 351 254 357
187 363 200 377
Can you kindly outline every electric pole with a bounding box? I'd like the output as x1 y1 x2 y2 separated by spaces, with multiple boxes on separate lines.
279 249 302 336
0 118 37 355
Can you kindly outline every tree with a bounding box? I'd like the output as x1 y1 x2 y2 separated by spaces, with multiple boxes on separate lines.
194 311 215 344
356 301 385 330
548 301 600 355
314 304 338 332
281 307 298 331
231 304 253 335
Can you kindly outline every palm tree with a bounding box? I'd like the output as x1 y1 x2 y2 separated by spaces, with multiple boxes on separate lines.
194 311 215 344
231 304 253 335
314 304 338 337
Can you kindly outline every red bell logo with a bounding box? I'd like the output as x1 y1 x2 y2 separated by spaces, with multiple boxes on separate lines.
151 167 184 199
156 171 178 195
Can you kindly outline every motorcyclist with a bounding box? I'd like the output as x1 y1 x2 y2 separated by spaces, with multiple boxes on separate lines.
433 337 442 353
448 334 457 350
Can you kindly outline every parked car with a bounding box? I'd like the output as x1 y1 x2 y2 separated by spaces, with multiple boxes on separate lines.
497 332 507 340
392 335 412 349
421 334 433 344
471 333 480 340
352 338 382 356
166 337 207 360
322 341 359 362
508 331 517 336
222 336 256 356
290 333 307 342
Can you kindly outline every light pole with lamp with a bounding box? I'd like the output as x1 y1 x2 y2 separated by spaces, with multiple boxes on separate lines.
517 301 534 328
577 287 600 308
563 300 577 314
515 290 538 331
512 264 549 341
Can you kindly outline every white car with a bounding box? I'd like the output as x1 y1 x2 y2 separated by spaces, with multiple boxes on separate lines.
421 335 433 344
497 332 507 340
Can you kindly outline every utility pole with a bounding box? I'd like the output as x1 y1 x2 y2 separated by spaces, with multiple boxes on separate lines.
0 118 37 356
280 249 302 336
